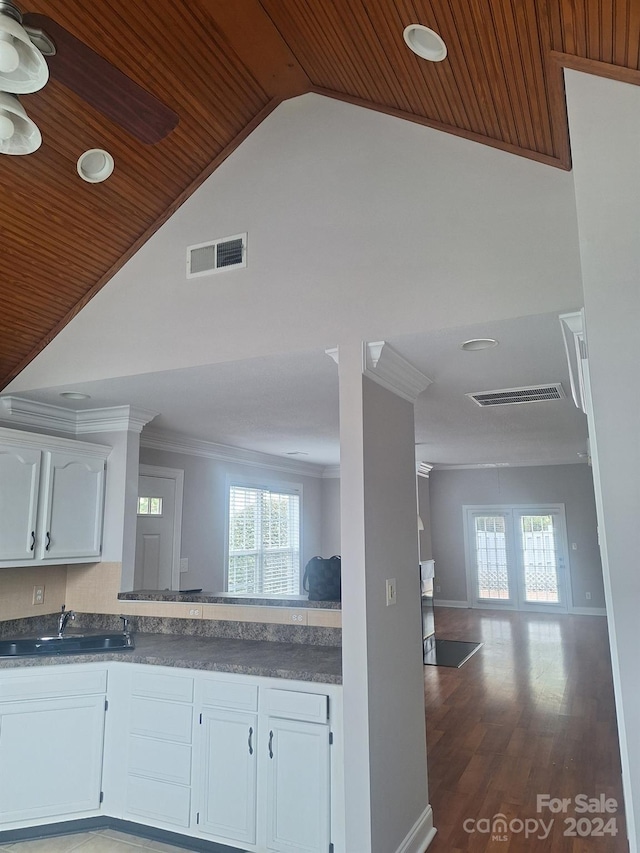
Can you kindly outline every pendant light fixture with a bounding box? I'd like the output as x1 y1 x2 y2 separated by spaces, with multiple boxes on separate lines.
0 0 49 155
0 0 48 93
0 89 40 153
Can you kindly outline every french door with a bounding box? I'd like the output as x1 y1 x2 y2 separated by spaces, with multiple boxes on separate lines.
464 505 570 611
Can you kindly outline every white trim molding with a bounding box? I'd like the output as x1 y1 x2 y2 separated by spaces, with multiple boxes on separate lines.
141 428 328 479
395 804 437 853
363 341 433 403
433 599 470 608
0 396 157 435
326 342 433 403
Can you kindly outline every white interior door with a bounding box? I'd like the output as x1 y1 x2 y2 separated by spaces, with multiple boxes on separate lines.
135 467 183 590
466 504 570 612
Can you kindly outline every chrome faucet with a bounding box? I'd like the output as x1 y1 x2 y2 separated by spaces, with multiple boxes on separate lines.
57 605 76 637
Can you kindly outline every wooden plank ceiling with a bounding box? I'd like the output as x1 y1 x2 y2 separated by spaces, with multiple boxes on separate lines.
1 0 638 390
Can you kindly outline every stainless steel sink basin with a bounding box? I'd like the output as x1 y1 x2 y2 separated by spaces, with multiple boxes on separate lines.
0 632 134 657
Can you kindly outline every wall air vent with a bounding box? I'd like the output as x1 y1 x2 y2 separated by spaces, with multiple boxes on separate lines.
186 233 247 278
467 383 566 407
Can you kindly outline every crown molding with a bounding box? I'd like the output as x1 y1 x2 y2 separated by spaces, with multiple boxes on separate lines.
0 396 157 435
326 342 432 403
140 428 329 479
322 465 341 479
416 462 434 478
363 342 432 403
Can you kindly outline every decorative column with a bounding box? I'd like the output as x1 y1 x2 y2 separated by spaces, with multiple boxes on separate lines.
329 341 436 853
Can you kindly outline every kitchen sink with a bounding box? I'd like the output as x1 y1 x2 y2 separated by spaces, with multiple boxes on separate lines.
0 632 134 657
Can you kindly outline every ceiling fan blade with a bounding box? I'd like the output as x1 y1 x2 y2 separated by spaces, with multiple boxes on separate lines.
22 13 179 145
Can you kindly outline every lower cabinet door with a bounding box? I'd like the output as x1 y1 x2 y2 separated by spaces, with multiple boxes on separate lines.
0 695 105 824
265 717 330 853
198 708 258 844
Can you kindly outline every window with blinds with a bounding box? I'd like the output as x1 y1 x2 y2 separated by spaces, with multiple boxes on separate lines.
227 484 301 594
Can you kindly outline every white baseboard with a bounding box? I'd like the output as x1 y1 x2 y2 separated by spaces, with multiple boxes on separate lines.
569 606 607 616
395 804 437 853
433 599 469 608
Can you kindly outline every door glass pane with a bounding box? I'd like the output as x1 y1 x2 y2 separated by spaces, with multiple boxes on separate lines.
520 515 559 603
474 516 510 600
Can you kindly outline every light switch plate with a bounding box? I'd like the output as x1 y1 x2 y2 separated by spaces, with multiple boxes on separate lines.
386 578 397 606
180 558 189 573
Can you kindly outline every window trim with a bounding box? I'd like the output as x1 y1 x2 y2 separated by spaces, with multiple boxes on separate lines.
224 475 303 595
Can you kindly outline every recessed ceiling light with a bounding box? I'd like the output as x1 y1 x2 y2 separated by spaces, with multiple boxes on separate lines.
77 148 114 183
461 338 499 351
59 391 91 400
403 24 447 62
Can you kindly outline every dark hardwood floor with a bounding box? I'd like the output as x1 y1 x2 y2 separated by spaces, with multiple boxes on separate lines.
424 608 628 852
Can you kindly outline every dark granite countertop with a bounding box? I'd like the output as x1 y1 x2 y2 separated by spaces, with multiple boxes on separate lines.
0 632 342 684
118 591 341 609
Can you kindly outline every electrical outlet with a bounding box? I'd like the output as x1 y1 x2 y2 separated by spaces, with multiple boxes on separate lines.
32 585 45 605
435 585 441 593
290 612 306 624
585 592 591 600
385 578 397 606
180 557 189 573
188 607 201 616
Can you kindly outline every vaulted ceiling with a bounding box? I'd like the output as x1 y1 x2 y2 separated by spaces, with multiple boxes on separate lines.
2 0 638 391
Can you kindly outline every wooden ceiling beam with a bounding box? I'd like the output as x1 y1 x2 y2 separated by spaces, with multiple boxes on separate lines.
198 0 311 100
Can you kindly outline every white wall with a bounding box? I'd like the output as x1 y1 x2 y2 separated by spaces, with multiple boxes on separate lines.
428 464 604 608
565 69 640 852
139 444 323 591
8 94 583 393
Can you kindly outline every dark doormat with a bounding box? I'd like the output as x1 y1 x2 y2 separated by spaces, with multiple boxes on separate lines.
424 638 483 668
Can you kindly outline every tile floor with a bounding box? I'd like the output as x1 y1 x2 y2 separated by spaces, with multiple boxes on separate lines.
0 828 195 852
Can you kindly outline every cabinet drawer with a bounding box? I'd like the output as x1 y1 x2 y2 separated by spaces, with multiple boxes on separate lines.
128 736 192 785
201 679 258 711
263 689 329 724
0 669 107 702
126 776 191 828
132 671 193 703
130 697 193 744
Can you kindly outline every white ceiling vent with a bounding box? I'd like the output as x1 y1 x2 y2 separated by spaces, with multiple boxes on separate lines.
467 383 566 407
186 233 247 278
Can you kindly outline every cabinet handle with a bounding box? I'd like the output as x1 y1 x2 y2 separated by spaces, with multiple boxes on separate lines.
248 726 253 755
45 531 51 551
268 730 274 759
30 531 35 551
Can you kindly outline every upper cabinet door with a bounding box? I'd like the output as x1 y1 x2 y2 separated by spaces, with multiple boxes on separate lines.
0 446 41 562
38 451 106 560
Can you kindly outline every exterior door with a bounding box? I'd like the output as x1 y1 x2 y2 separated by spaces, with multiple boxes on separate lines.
135 468 182 590
466 505 570 611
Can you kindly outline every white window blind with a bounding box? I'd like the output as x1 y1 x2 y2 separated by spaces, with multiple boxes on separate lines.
227 484 301 594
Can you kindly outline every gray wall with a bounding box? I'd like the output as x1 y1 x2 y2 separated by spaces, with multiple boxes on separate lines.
320 476 341 556
139 446 324 591
417 476 433 562
429 463 604 608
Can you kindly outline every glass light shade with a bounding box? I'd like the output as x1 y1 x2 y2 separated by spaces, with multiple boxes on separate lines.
0 91 41 154
0 12 49 93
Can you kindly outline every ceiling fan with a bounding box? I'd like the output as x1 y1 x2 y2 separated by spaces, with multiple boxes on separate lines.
0 0 178 155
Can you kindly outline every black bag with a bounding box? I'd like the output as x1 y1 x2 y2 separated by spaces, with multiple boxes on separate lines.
303 555 341 601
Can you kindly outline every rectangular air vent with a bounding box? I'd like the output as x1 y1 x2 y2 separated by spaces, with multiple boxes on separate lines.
467 383 565 407
186 233 247 278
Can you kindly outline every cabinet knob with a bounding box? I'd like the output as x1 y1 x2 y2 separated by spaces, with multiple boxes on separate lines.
248 726 253 756
268 730 274 759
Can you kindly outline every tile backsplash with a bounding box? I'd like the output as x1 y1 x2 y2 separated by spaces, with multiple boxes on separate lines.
0 565 68 621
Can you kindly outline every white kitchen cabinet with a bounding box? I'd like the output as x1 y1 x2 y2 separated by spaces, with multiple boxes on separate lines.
262 691 331 853
0 668 107 827
198 707 258 844
122 670 194 830
0 428 110 567
0 443 41 561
